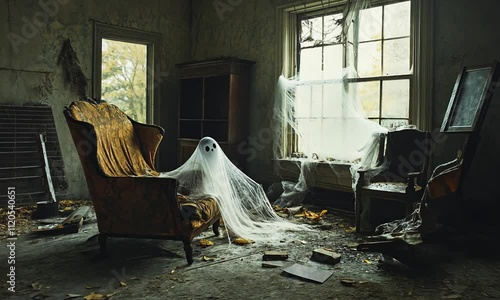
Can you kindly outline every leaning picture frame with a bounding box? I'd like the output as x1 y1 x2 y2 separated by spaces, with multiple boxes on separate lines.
441 61 500 133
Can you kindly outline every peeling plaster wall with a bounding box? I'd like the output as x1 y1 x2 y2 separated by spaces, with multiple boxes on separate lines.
432 0 500 218
0 0 191 199
191 0 279 184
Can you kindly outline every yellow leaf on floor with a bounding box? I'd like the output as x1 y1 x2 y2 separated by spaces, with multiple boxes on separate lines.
319 210 328 217
199 239 214 247
364 259 371 264
84 292 116 300
233 237 255 245
203 256 215 262
345 226 356 233
119 281 127 287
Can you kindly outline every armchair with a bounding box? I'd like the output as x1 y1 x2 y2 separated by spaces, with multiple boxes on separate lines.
355 128 431 233
64 100 220 264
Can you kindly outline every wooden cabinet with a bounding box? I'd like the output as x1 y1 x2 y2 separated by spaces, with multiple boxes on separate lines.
177 57 255 168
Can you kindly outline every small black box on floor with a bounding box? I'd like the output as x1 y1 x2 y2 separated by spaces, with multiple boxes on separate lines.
32 201 59 219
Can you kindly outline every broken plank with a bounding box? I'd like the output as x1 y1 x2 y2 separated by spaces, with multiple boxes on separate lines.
61 206 91 225
263 251 288 261
311 248 342 265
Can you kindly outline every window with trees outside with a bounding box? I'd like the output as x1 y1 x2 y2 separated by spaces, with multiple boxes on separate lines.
93 23 161 124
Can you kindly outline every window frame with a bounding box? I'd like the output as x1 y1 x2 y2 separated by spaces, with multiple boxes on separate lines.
276 0 433 158
93 22 162 125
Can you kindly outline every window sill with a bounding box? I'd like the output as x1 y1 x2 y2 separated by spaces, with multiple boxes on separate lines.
272 159 354 193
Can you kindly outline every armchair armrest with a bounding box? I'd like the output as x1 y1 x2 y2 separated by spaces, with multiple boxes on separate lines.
405 172 422 193
130 119 165 170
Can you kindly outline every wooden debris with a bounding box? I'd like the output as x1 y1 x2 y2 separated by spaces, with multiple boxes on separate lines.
263 251 288 261
262 261 284 268
311 248 342 265
32 206 91 235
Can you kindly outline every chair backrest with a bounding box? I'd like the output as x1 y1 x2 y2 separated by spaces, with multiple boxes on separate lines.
383 128 430 183
65 100 157 177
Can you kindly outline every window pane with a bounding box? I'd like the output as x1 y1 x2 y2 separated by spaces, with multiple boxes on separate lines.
311 84 323 118
322 83 343 118
324 13 343 44
323 45 343 79
359 6 382 42
295 85 311 118
382 79 410 118
358 41 382 77
352 81 380 118
383 37 410 75
101 39 147 123
299 47 322 80
381 119 409 129
384 1 411 39
300 16 323 48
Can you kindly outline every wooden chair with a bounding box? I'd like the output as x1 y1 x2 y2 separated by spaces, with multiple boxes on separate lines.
355 128 431 233
64 99 220 264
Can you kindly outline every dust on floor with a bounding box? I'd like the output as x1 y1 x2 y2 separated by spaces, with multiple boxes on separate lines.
1 203 499 300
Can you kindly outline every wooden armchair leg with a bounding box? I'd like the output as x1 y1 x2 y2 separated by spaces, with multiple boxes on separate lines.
98 234 108 257
213 219 221 236
183 239 194 265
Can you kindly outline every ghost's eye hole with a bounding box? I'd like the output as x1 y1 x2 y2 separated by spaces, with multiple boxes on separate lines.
213 143 217 149
205 146 210 152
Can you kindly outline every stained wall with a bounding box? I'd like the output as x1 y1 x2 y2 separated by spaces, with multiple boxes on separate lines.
0 0 191 199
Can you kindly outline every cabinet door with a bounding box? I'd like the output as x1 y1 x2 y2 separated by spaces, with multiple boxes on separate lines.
180 78 203 119
204 75 230 120
178 140 198 165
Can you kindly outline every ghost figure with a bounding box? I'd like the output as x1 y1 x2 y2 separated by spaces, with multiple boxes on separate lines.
161 136 310 241
197 137 223 171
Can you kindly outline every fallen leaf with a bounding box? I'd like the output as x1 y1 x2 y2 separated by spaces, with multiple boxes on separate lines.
199 239 214 247
233 237 255 245
202 256 215 262
345 226 356 233
364 259 371 264
64 294 82 300
84 292 116 300
340 279 356 286
85 285 101 289
303 209 327 221
32 282 42 290
273 205 284 212
119 281 127 287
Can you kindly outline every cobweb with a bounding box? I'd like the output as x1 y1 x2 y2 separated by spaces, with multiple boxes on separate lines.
160 137 311 242
271 67 388 208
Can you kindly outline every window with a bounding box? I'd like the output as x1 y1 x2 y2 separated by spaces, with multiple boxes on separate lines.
276 0 433 159
299 1 411 127
93 23 161 124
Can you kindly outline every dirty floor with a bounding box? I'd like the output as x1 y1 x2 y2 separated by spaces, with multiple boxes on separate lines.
1 203 500 300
